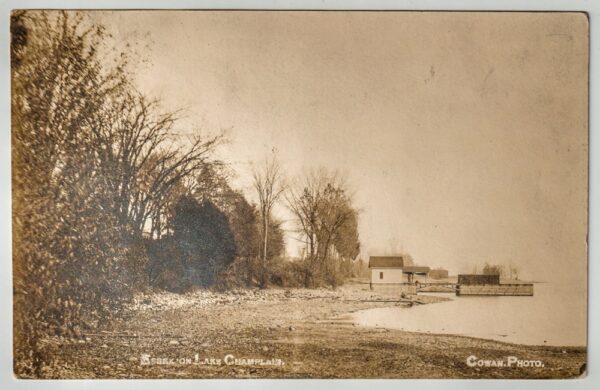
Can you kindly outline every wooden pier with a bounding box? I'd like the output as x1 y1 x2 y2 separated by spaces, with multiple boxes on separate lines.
416 283 457 293
372 281 535 296
456 283 534 296
414 282 534 296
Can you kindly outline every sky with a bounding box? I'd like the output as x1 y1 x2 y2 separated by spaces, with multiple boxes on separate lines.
95 11 588 284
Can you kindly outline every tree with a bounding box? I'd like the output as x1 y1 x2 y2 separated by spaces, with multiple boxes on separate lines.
332 207 360 260
252 156 285 287
172 196 236 287
192 163 289 288
90 91 223 239
12 11 140 376
286 168 360 287
265 217 285 260
482 262 505 278
11 11 223 376
195 164 257 247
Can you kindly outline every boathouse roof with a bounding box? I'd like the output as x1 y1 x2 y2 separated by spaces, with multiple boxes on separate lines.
368 256 404 268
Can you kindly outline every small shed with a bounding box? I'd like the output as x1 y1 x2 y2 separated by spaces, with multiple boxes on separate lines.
402 266 431 283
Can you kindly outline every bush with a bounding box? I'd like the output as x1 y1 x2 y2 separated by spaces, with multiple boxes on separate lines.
214 257 260 290
267 258 307 288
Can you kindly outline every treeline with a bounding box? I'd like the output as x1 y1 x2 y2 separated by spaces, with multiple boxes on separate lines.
463 262 521 280
482 263 521 280
11 12 361 375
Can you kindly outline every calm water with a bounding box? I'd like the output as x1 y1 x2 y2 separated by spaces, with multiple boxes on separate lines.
353 283 587 346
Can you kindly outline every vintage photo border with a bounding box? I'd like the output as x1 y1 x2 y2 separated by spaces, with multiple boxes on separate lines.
0 0 598 389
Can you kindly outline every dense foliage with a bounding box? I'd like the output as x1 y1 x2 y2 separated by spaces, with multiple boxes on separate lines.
11 11 362 377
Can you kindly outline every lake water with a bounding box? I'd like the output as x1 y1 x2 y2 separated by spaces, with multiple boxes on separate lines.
353 283 587 346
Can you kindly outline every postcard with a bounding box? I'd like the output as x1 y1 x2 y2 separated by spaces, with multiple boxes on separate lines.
11 10 588 379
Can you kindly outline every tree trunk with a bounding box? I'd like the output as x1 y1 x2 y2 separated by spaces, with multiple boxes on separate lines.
262 213 268 287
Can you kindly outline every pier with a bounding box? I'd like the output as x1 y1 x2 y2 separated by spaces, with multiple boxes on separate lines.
371 280 535 296
414 282 534 296
456 283 534 296
416 283 458 293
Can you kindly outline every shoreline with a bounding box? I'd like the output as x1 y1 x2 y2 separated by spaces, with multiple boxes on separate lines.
28 281 586 379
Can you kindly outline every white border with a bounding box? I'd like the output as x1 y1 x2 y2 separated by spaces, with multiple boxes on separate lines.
0 1 597 389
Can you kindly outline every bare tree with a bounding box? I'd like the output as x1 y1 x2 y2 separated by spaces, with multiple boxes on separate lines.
89 92 224 238
252 156 285 287
11 11 226 375
286 168 359 287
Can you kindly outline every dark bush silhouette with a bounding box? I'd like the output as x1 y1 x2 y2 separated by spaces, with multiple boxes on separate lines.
174 196 237 287
146 236 187 292
147 196 237 290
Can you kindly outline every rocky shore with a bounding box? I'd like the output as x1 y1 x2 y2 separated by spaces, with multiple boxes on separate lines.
35 281 586 379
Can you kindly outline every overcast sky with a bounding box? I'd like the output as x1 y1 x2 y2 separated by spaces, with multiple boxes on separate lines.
96 11 588 284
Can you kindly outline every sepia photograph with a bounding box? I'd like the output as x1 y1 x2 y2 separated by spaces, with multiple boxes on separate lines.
10 9 589 380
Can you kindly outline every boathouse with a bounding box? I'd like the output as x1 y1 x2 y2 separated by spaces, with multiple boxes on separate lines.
369 256 405 284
